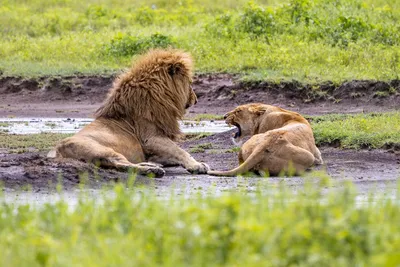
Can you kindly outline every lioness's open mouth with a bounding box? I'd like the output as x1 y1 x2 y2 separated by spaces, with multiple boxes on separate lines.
233 123 241 138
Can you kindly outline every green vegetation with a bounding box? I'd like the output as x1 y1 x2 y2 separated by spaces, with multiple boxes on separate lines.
311 111 400 149
225 146 241 153
44 122 58 128
190 142 214 153
188 114 225 121
0 132 71 153
1 0 400 82
0 180 399 266
184 132 213 141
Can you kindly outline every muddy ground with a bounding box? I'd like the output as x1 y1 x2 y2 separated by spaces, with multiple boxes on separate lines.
0 74 399 196
0 130 399 196
0 74 399 118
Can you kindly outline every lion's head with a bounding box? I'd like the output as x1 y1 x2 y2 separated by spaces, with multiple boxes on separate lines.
95 49 197 139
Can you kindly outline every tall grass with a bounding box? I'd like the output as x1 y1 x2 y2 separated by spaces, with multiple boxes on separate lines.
0 179 399 266
1 0 400 82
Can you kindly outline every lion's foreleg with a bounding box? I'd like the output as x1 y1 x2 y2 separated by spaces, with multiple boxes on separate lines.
144 137 210 174
56 137 165 177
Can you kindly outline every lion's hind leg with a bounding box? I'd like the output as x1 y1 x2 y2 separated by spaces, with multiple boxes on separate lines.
313 147 324 165
279 144 316 175
55 137 165 177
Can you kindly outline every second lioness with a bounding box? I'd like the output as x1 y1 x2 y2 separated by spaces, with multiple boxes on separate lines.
208 103 323 176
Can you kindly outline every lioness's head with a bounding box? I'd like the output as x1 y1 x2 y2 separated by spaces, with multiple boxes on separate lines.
223 103 269 143
96 49 198 139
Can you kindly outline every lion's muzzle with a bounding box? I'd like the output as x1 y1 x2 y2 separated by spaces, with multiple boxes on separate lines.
185 87 198 109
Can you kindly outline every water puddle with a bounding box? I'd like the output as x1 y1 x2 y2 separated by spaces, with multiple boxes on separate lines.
0 118 231 134
2 181 397 208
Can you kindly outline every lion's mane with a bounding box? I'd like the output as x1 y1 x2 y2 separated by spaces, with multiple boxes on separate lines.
95 49 193 140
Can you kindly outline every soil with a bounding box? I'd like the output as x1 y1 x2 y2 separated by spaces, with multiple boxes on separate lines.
0 74 399 118
0 74 399 194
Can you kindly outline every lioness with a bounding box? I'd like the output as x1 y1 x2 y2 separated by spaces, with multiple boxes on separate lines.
208 103 323 176
48 49 209 177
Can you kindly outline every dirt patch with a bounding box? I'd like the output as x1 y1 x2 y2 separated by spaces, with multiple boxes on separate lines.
1 130 399 191
190 75 400 115
0 75 113 102
0 74 399 118
0 75 114 118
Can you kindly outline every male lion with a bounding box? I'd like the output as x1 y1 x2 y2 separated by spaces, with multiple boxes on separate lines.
48 49 209 177
208 103 323 176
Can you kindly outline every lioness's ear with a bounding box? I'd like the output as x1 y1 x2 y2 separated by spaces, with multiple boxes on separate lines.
249 106 266 115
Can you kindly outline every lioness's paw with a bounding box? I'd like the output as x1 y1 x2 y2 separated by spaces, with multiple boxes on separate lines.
187 162 210 174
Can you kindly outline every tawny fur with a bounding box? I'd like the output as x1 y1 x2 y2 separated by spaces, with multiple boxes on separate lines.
208 103 323 177
48 49 209 177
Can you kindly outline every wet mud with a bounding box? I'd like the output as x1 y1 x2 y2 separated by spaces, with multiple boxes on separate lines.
0 130 399 194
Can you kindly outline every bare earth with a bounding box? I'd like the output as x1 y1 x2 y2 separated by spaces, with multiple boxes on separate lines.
0 74 399 195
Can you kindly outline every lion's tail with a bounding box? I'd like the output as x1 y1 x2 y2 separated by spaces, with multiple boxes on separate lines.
208 148 264 177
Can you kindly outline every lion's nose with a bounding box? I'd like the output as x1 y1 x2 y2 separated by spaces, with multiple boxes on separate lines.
223 113 229 119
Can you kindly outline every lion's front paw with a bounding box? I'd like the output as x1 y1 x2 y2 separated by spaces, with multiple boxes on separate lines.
186 162 210 174
137 166 165 178
137 162 163 168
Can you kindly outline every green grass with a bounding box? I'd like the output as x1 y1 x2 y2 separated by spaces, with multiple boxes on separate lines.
44 122 57 128
189 142 214 153
1 0 400 82
310 111 400 149
225 146 242 153
187 114 225 121
0 179 399 266
0 132 71 153
184 132 213 141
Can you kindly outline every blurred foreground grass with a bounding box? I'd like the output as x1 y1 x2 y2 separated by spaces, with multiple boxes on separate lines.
0 178 399 266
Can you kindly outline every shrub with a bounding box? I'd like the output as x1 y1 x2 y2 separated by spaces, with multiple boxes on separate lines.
104 33 176 57
328 16 371 47
135 6 155 26
204 13 238 39
238 1 276 43
288 0 313 25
